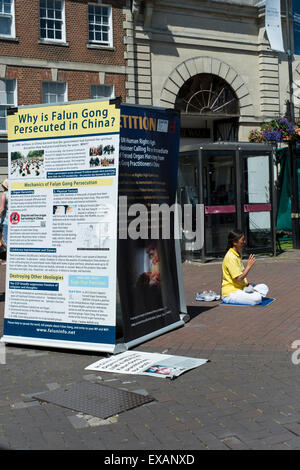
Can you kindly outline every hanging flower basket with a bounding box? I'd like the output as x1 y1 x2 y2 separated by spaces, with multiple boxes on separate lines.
248 129 265 143
248 117 298 144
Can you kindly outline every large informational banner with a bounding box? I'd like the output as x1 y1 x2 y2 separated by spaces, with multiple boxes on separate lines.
293 0 300 55
1 100 185 354
2 100 121 353
118 105 184 346
265 0 284 52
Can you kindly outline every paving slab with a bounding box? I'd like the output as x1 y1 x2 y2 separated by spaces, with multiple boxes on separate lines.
0 251 300 450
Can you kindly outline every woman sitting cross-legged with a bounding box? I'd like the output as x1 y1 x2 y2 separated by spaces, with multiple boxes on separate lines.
221 229 268 306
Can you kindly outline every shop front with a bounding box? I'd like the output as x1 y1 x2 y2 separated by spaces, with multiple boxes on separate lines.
178 143 276 261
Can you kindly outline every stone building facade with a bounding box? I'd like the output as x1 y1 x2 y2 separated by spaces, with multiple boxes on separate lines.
124 0 300 146
1 1 299 156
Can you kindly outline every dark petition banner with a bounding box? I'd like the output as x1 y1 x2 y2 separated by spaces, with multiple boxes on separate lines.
117 104 182 343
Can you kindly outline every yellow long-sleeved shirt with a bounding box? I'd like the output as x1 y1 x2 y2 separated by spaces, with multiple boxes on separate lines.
221 248 248 297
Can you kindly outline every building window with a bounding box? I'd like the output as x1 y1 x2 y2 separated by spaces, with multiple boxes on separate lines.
175 73 239 116
88 3 112 47
91 84 114 100
0 79 17 132
0 0 15 37
40 0 65 42
42 81 67 104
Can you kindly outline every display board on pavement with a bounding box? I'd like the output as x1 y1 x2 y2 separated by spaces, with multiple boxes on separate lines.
1 100 186 353
118 105 184 347
2 99 121 353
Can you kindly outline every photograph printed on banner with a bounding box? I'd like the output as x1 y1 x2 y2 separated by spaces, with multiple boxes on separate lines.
89 143 115 168
10 150 45 179
133 240 164 316
77 222 112 249
53 205 78 216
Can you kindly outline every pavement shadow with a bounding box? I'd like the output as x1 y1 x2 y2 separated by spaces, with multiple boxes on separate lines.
187 303 218 320
3 342 110 359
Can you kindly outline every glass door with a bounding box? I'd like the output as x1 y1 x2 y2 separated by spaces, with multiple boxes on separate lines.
202 150 237 257
241 153 273 253
177 152 200 261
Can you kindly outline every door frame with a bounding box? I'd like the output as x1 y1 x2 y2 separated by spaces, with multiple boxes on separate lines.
200 147 238 257
240 149 276 256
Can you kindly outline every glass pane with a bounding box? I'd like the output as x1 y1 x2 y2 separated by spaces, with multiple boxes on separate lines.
0 104 6 131
0 93 7 105
48 8 54 18
55 29 61 39
6 92 14 104
54 20 60 30
40 8 46 17
50 94 56 103
5 79 14 92
243 155 270 204
102 32 108 42
40 0 46 8
91 84 113 99
244 212 272 251
4 2 11 14
56 83 64 93
0 16 11 35
0 80 14 106
205 213 236 256
203 151 235 205
177 154 200 260
0 116 6 131
178 155 198 204
40 28 46 38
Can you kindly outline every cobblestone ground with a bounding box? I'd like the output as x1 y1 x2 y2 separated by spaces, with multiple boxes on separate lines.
1 250 300 450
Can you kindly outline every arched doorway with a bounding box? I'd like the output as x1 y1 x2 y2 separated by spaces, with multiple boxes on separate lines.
174 73 240 143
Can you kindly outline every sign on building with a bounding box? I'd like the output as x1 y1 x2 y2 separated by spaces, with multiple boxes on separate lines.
265 0 284 52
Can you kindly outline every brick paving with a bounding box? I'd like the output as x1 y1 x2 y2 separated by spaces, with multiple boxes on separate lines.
0 250 300 450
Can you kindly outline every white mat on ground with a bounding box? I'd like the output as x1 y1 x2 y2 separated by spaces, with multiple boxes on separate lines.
85 351 208 380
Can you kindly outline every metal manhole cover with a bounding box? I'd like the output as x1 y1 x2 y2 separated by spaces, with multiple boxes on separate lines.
32 381 154 419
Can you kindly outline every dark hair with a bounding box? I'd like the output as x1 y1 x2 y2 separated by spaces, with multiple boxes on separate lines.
227 228 244 251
